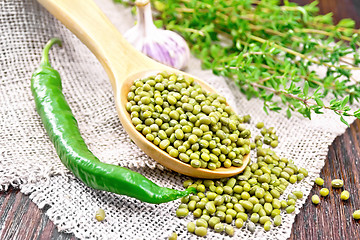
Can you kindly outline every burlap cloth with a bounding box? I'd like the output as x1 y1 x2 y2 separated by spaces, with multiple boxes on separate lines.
0 0 357 239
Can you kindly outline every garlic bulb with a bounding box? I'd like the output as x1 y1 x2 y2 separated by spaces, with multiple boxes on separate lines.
124 0 190 70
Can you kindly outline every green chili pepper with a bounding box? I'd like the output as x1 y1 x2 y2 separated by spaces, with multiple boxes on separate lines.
31 38 196 204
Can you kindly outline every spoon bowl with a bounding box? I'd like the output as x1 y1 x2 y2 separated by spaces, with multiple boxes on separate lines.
38 0 250 178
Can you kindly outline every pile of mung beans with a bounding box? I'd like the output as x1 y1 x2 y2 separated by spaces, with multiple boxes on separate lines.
126 72 252 169
176 132 308 237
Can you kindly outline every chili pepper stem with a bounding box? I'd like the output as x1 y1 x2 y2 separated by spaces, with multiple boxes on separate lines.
32 39 196 204
40 38 62 67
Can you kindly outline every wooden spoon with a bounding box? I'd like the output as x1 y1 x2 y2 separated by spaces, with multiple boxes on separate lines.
37 0 250 179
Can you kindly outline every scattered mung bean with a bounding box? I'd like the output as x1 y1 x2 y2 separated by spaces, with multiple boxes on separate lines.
292 191 303 199
331 179 344 188
187 222 196 233
274 215 282 226
340 190 350 200
315 177 324 186
247 222 256 233
312 195 320 205
176 208 189 217
214 223 225 233
95 208 105 222
286 205 295 213
168 232 177 240
225 225 235 236
353 210 360 220
263 221 272 231
319 188 329 197
235 218 244 228
195 227 207 237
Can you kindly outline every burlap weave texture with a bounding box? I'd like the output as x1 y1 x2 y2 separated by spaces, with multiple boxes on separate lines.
0 0 356 239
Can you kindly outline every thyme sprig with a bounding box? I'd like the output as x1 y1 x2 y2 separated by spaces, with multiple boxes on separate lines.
116 0 360 125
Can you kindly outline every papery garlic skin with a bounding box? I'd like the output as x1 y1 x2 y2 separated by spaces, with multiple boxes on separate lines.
124 0 190 70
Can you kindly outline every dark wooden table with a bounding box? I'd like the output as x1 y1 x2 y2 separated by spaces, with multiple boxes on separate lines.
1 0 360 239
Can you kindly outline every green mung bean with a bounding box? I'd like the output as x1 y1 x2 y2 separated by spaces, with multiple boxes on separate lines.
271 209 281 218
256 122 264 129
176 208 189 217
214 223 225 233
168 232 177 240
194 227 207 237
225 225 235 236
331 179 344 188
312 195 320 205
201 215 210 222
315 177 324 186
259 216 270 225
286 205 295 213
196 219 208 228
287 199 296 206
274 215 282 226
281 200 288 208
247 222 256 233
235 218 244 228
187 222 196 233
292 191 303 199
193 208 202 218
258 208 267 217
204 217 218 229
353 210 360 220
264 221 272 231
95 208 105 222
250 213 260 223
340 190 350 200
319 188 329 197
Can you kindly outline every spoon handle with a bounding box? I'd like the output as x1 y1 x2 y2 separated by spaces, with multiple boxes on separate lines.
37 0 160 88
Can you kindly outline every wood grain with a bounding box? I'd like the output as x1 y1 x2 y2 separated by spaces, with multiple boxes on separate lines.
290 0 360 28
0 188 76 240
1 0 360 239
290 119 360 240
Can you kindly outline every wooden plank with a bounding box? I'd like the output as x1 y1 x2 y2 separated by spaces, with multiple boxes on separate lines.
0 189 75 240
1 0 360 239
290 119 360 240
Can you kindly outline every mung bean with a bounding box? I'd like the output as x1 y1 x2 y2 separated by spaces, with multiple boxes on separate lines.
319 188 329 197
129 73 252 170
209 216 221 228
274 215 282 226
271 209 281 218
315 177 324 186
311 195 320 205
187 222 196 233
259 216 270 225
214 223 225 233
340 190 350 200
194 227 207 237
176 208 189 217
353 210 360 220
225 225 234 236
235 218 244 228
168 232 177 240
247 222 256 233
250 213 260 223
331 179 344 188
286 205 295 213
95 208 105 222
264 221 272 231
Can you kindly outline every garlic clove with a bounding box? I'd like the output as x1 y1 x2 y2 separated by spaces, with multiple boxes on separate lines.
124 0 190 70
